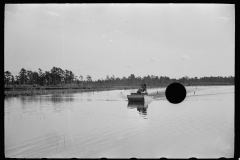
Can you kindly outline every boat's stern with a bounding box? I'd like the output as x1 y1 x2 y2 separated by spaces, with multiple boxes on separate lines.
127 93 148 102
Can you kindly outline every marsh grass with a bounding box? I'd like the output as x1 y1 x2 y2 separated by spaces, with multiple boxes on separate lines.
4 83 233 98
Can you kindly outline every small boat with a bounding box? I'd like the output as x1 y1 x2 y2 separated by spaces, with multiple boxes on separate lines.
127 93 148 102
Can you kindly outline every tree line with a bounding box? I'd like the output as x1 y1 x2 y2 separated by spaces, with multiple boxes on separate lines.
4 66 234 87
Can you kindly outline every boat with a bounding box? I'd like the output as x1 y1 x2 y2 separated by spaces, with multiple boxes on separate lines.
127 93 148 102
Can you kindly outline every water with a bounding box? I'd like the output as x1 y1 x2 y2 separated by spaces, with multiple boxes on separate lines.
4 86 234 158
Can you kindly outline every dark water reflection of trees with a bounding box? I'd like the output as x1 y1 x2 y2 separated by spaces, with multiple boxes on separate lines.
19 94 75 114
50 94 74 103
19 94 74 103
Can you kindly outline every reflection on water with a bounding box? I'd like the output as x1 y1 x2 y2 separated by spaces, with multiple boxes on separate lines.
19 94 75 114
42 94 74 103
127 102 148 118
18 94 75 104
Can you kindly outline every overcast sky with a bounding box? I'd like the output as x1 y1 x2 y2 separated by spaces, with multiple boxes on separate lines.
5 4 234 81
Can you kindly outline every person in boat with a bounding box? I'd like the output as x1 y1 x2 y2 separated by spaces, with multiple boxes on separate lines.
137 84 147 94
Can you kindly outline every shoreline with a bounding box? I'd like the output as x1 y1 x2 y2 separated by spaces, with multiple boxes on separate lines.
4 84 234 98
4 86 142 98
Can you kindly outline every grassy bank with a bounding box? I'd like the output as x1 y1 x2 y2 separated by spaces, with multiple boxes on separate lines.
4 85 141 98
4 83 234 98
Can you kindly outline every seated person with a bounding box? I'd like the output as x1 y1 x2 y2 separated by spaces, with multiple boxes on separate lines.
137 84 147 94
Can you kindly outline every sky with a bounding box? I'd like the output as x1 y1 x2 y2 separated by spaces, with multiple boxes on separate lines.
4 4 234 81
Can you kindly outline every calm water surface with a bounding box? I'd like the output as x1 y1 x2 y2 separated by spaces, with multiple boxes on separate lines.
5 86 234 158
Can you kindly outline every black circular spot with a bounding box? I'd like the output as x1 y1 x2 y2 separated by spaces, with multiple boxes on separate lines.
165 82 186 104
